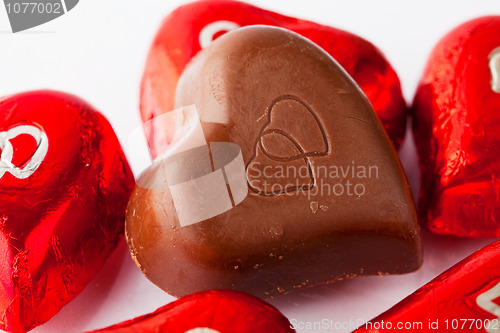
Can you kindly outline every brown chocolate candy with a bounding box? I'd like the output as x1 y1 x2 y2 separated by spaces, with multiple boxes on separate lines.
126 26 422 298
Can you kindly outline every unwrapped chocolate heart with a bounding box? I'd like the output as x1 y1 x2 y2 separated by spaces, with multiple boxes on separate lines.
413 16 500 237
86 290 295 333
140 0 407 157
127 26 422 298
0 90 134 332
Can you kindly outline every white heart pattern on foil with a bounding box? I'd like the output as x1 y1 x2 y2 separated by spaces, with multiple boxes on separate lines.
184 328 221 333
0 125 48 180
490 47 500 93
477 281 500 333
198 20 240 49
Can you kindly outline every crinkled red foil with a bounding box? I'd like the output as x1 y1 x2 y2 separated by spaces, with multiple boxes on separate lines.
354 240 500 332
0 91 134 332
140 0 406 157
413 16 500 237
87 290 295 333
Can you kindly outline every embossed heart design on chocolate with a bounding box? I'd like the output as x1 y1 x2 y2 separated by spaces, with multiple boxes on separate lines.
247 95 329 195
0 91 134 332
140 0 407 157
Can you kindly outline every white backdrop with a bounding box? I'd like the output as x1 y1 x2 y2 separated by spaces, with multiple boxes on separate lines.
1 1 500 332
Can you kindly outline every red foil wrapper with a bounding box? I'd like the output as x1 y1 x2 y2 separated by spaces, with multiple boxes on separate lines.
354 240 500 333
413 16 500 237
87 290 295 333
141 0 407 157
0 91 134 332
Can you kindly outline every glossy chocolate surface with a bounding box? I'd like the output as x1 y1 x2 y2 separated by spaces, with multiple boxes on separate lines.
126 26 422 298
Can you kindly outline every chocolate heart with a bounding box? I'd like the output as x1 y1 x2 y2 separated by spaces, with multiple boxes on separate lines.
354 240 500 333
140 0 407 157
413 16 500 237
86 290 295 333
0 91 134 332
127 26 422 298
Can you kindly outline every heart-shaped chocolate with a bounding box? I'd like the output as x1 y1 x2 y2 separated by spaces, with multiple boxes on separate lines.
0 91 134 332
86 290 295 333
413 16 500 237
127 26 421 298
140 0 407 157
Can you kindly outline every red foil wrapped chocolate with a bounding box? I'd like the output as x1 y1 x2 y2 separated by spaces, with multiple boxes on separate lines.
0 91 134 332
354 240 500 332
141 0 407 157
87 290 295 333
413 16 500 237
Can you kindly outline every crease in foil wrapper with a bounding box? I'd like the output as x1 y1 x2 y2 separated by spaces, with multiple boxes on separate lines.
136 105 248 227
